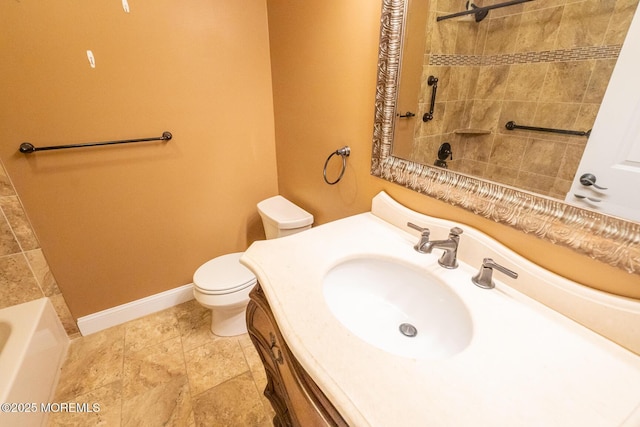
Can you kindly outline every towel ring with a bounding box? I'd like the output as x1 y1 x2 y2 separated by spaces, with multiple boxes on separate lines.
323 146 350 185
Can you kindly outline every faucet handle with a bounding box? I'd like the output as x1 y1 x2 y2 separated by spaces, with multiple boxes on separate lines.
407 222 430 253
448 227 463 239
472 258 518 289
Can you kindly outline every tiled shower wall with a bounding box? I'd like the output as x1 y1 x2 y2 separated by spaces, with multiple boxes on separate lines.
0 159 78 336
410 0 639 198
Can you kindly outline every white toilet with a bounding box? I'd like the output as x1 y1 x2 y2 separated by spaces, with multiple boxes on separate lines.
192 196 313 336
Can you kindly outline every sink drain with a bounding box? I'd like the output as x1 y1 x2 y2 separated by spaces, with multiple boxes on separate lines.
399 323 418 337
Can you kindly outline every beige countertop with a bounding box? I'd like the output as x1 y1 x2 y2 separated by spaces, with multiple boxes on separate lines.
241 192 640 426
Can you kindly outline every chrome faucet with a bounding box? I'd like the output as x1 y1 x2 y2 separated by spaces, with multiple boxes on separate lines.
423 227 463 269
472 258 518 289
407 222 431 253
408 223 463 269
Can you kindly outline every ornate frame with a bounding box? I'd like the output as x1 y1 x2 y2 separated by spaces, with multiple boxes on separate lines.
371 0 640 274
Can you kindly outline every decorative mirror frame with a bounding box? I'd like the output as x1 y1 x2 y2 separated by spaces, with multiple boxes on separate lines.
371 0 640 274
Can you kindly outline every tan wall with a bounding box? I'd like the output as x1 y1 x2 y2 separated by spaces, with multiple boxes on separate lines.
0 1 279 318
268 0 640 298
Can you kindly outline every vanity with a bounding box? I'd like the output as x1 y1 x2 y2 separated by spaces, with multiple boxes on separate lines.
242 192 640 426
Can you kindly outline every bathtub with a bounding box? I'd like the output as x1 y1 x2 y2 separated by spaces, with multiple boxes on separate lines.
0 298 69 427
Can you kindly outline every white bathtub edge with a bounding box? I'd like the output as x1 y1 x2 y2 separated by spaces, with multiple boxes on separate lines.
0 298 69 427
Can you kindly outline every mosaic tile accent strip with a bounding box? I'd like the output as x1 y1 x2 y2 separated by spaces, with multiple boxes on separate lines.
430 45 622 67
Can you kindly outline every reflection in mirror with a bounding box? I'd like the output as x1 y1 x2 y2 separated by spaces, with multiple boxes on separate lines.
393 0 639 204
371 0 640 274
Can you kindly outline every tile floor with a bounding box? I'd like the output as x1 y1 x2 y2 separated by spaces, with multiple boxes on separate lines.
49 300 275 426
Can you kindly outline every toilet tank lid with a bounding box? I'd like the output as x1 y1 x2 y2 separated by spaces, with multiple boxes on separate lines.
193 252 256 292
257 195 313 229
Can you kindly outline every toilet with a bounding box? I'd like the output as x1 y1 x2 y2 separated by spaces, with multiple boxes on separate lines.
192 196 313 336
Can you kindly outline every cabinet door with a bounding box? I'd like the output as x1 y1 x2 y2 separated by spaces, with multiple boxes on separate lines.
247 285 348 427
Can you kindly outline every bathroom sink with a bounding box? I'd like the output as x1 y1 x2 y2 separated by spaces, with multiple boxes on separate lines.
323 258 473 359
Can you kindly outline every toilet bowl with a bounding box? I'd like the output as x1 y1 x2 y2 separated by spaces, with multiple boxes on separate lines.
193 196 313 336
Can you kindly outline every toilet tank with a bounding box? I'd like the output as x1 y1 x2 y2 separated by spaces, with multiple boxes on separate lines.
257 196 314 239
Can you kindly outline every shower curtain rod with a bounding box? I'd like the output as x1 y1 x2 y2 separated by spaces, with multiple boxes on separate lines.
437 0 534 22
19 131 173 154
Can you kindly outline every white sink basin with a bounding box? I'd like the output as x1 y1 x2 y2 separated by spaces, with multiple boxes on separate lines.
323 257 473 359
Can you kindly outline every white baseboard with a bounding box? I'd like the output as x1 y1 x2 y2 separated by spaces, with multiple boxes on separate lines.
77 283 194 336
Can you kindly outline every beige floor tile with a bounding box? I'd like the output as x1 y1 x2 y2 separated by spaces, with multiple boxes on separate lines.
192 372 271 427
122 336 186 399
121 376 193 427
55 326 125 400
237 333 254 349
124 309 180 353
185 337 250 396
174 300 214 352
52 303 280 426
242 343 268 391
48 381 122 427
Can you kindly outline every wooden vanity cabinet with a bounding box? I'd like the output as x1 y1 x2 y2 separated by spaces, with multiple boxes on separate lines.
246 283 348 427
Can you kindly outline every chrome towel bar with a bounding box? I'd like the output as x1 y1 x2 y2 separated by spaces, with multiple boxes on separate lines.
19 131 172 154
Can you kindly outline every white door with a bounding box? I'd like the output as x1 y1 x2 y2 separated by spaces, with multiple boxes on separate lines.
566 5 640 222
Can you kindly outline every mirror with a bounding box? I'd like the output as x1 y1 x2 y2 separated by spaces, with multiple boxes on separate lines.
395 0 640 210
371 0 640 273
391 0 639 214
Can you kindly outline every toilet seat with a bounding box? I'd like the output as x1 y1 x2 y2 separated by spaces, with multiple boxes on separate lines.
193 252 256 295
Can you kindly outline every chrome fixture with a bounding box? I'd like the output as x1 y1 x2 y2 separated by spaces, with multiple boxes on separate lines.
579 173 608 190
407 222 430 253
398 323 418 338
422 227 463 269
472 258 518 289
323 146 350 185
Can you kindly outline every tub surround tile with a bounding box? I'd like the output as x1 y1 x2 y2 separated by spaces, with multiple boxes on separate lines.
541 61 595 103
50 293 81 336
514 6 563 52
0 196 39 251
483 14 522 55
0 254 44 309
24 248 60 296
504 62 548 101
606 0 640 44
556 0 617 49
0 168 15 197
0 217 21 256
584 59 617 103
